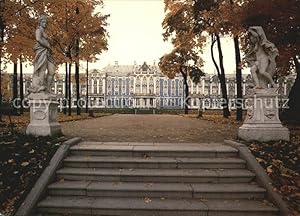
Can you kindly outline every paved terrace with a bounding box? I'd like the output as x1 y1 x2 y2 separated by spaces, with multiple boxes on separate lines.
61 114 239 143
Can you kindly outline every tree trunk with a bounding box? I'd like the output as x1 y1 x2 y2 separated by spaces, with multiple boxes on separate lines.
180 67 189 114
0 5 3 121
86 60 89 113
286 56 300 123
0 55 2 121
19 56 24 114
216 35 230 118
63 1 68 115
229 0 242 121
75 61 80 115
75 39 80 115
13 62 18 114
234 37 243 121
63 62 68 114
75 8 81 115
211 34 230 118
68 63 72 116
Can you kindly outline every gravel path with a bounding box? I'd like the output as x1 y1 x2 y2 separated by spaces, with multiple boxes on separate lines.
61 114 239 143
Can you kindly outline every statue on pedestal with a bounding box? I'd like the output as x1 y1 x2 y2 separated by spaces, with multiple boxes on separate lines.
26 15 61 137
245 26 279 89
238 26 289 142
28 15 55 95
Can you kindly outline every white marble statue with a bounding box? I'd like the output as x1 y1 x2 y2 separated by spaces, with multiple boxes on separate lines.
239 26 290 142
28 15 55 94
26 15 61 136
245 26 279 89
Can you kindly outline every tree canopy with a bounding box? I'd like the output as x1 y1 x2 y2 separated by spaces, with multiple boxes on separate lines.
1 0 109 66
240 0 300 73
159 0 206 80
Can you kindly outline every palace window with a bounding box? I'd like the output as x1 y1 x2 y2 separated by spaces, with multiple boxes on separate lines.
149 78 154 94
94 79 97 94
156 80 159 94
179 80 183 96
131 79 134 88
99 79 103 94
163 80 168 96
171 80 176 96
142 77 147 94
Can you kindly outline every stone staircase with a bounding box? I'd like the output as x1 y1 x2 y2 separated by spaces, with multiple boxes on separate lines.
35 142 279 216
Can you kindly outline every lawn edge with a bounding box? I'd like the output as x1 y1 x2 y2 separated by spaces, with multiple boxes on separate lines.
224 139 290 216
14 137 82 216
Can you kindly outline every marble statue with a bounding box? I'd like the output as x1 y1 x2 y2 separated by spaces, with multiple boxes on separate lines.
26 15 61 137
28 15 55 94
238 26 290 142
245 26 279 89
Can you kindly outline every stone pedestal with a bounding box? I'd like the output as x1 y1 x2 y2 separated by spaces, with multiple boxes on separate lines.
238 88 290 142
26 93 62 137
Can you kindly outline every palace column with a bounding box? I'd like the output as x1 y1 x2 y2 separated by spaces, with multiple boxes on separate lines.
62 80 65 95
133 77 136 93
155 78 158 95
23 78 26 94
147 77 150 94
91 78 94 94
202 79 205 95
235 82 237 96
71 83 73 96
226 81 229 94
97 77 100 94
54 80 58 94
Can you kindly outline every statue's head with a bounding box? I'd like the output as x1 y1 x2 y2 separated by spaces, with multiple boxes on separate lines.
248 26 269 45
248 28 259 44
38 15 48 27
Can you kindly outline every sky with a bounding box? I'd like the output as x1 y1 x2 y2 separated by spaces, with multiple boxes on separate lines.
88 0 239 74
91 0 173 67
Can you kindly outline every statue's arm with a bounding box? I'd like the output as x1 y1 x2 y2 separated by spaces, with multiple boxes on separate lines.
36 29 51 49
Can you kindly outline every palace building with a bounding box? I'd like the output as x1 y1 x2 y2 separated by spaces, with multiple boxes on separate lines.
20 61 295 110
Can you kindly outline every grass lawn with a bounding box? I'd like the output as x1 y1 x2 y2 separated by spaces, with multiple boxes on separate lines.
0 111 110 215
0 128 66 215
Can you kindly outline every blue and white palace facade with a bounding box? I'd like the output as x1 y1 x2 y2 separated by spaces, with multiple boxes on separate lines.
21 61 295 110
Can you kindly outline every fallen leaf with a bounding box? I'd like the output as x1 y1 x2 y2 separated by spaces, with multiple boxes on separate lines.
144 197 152 203
21 162 30 167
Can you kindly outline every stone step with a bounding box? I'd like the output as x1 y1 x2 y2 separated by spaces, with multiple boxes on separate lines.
37 196 278 216
56 168 255 183
64 156 246 169
78 141 223 146
48 181 266 199
70 143 238 158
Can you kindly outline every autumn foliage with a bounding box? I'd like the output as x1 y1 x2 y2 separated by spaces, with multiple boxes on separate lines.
160 0 206 79
0 0 109 110
1 0 108 64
